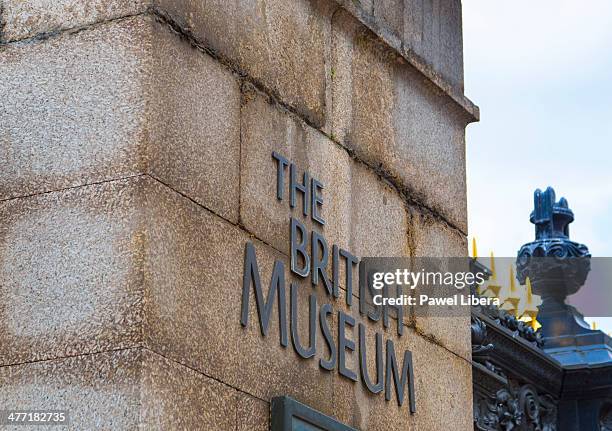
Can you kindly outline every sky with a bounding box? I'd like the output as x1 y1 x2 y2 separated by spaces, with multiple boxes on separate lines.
462 1 612 328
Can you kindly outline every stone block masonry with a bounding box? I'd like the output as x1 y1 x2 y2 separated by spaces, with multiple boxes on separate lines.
0 15 241 222
330 9 471 231
0 1 478 429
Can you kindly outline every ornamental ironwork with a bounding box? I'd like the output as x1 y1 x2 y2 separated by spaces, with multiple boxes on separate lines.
474 383 557 431
472 187 612 431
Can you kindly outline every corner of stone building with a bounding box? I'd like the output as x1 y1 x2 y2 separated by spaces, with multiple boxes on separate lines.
0 176 148 367
150 0 332 130
1 0 479 429
328 5 471 233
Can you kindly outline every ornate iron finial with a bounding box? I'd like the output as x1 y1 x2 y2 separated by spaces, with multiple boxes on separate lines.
516 187 590 303
530 187 573 240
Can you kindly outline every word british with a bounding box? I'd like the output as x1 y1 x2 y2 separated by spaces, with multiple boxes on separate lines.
240 152 416 413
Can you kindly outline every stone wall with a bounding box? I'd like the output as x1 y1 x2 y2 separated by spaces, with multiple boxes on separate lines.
0 1 478 429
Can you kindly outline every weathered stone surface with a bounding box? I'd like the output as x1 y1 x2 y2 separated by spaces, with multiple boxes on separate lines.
0 349 142 430
373 0 404 44
154 0 332 128
331 9 469 232
407 328 473 430
236 393 269 431
146 19 241 222
2 0 471 123
409 207 467 258
410 334 473 431
0 15 240 222
0 173 470 427
403 0 464 90
141 350 237 430
2 0 331 127
240 89 351 254
408 206 471 360
350 162 409 259
415 313 471 363
334 0 464 91
0 347 242 430
0 177 145 366
144 178 336 416
0 17 149 201
332 317 473 431
0 0 146 41
0 2 474 429
143 178 244 387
